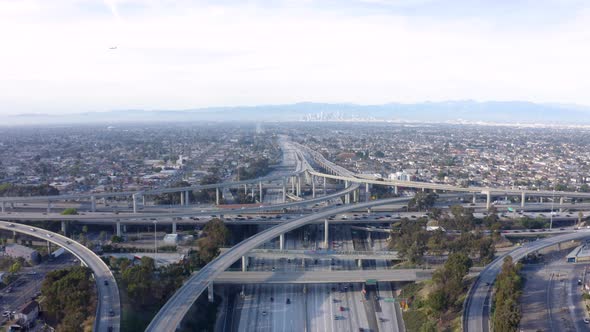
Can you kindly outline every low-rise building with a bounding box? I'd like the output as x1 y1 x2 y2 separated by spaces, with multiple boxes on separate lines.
4 244 39 264
16 301 39 328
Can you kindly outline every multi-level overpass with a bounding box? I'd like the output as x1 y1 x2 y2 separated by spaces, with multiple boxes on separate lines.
0 221 120 332
145 194 464 332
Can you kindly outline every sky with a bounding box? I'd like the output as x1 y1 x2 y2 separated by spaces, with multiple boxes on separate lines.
0 0 589 115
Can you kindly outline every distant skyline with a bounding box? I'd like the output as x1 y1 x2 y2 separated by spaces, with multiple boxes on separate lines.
1 0 590 115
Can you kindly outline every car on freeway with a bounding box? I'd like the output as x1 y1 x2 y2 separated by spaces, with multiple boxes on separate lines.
109 310 115 317
30 228 35 232
584 318 590 324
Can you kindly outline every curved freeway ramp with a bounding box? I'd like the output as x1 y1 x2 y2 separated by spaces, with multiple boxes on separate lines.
463 229 590 332
0 221 120 332
146 194 461 332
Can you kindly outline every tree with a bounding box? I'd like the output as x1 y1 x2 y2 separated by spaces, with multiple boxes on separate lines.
428 252 472 313
121 257 156 306
477 237 495 264
8 261 21 274
61 208 78 215
390 218 429 264
82 225 88 233
111 235 123 243
41 267 95 330
203 218 229 246
408 192 438 211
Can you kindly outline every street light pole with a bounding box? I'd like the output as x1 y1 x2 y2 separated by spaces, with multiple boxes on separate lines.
153 221 157 263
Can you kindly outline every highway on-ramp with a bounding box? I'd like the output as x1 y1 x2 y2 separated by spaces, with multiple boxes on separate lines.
463 229 590 332
0 221 120 332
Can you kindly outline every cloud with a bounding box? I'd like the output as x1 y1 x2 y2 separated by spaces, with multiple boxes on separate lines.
0 0 589 114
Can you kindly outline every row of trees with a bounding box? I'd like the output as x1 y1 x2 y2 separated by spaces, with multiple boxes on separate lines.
389 217 496 265
41 266 96 331
492 256 523 331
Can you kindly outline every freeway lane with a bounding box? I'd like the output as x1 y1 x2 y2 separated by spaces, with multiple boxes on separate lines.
145 194 461 332
464 229 590 332
0 221 120 332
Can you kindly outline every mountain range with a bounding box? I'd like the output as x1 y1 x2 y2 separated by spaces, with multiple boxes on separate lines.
3 100 590 126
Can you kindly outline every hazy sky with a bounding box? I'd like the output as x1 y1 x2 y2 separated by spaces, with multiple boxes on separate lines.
1 0 589 115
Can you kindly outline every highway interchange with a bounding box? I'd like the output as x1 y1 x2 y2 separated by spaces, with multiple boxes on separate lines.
4 138 590 331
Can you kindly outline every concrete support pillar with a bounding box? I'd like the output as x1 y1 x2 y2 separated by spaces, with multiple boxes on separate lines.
132 194 138 213
279 233 285 250
208 282 214 303
242 256 248 272
323 176 327 194
560 197 564 212
291 177 295 193
521 192 526 208
116 222 122 237
345 181 350 204
61 221 67 235
296 176 301 197
172 222 177 234
367 208 372 214
357 259 363 268
90 196 96 212
1 201 5 213
282 179 287 203
185 191 190 206
366 183 370 202
472 193 477 204
324 219 329 248
142 195 146 206
312 176 316 198
180 191 185 206
353 189 358 203
259 181 263 201
244 184 247 195
216 188 220 205
486 191 491 210
394 185 398 195
301 258 306 268
47 201 51 213
540 197 544 203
